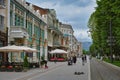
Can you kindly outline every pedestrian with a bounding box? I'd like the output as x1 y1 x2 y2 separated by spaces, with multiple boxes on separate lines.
44 60 48 69
68 57 72 65
82 55 85 65
84 55 87 62
73 55 77 64
54 56 57 63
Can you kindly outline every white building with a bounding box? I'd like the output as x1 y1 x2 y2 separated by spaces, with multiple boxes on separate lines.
60 24 74 56
2 0 47 63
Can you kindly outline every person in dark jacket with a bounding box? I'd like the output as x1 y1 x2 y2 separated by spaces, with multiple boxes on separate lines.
73 55 77 64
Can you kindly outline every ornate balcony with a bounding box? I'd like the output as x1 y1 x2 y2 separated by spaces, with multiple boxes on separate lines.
10 26 29 38
53 41 60 47
0 0 6 9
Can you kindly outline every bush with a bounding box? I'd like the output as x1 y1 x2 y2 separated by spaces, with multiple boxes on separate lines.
23 55 29 68
41 56 44 61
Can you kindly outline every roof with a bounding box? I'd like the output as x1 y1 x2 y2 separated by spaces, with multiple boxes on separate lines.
61 24 74 31
26 2 48 16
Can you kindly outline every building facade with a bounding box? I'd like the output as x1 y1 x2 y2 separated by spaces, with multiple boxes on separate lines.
0 0 8 62
0 0 83 63
60 24 74 56
2 0 47 63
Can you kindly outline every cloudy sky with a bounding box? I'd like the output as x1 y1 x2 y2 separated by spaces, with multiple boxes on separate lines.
26 0 97 42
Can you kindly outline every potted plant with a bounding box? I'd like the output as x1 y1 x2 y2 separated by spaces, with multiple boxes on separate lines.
23 55 29 72
7 65 14 72
0 65 6 72
40 56 45 68
14 65 23 72
40 61 45 68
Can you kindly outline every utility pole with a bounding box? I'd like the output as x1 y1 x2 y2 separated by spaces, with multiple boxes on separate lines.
109 18 113 63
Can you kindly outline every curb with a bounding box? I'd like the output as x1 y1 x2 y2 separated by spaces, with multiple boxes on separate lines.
95 58 120 70
102 60 120 70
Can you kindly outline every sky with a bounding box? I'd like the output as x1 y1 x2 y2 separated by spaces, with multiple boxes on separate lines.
26 0 97 42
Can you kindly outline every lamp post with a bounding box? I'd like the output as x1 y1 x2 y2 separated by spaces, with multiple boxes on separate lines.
109 19 113 63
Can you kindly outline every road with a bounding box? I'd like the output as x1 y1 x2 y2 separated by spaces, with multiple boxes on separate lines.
90 58 120 80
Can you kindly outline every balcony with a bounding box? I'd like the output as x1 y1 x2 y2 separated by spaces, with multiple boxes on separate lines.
48 26 62 35
10 26 29 38
0 1 5 9
53 41 61 47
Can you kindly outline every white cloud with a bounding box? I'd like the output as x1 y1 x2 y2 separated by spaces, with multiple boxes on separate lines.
74 29 92 42
26 0 97 42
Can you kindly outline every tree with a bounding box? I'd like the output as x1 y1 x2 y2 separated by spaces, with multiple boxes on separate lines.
23 55 29 68
88 0 120 57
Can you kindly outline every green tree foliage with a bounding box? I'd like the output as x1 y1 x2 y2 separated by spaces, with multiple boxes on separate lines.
83 49 89 55
23 55 29 68
88 0 120 56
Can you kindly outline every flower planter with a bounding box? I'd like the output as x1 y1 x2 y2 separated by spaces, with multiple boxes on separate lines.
14 66 23 72
40 61 45 68
23 67 28 72
0 66 6 72
7 66 14 72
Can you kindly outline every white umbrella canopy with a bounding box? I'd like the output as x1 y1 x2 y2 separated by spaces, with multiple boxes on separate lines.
49 49 68 54
20 46 37 52
0 45 37 52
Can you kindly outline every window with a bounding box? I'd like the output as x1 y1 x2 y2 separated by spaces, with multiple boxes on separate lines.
0 15 4 24
0 41 3 47
10 11 13 26
0 15 4 30
0 0 5 5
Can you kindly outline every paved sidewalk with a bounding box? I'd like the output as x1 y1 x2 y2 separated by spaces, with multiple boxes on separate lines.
75 56 91 80
0 61 66 80
0 56 91 80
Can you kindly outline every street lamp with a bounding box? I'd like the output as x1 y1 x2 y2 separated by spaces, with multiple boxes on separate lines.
109 19 113 63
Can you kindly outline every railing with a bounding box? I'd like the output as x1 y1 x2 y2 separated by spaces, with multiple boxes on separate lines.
16 0 47 23
0 0 6 9
10 26 29 38
53 41 60 46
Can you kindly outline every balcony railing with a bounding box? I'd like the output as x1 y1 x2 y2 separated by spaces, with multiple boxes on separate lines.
48 26 62 35
0 1 6 9
53 41 60 47
10 26 29 38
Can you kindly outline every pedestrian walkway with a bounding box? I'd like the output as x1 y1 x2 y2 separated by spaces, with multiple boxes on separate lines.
0 62 66 80
0 56 91 80
73 56 91 80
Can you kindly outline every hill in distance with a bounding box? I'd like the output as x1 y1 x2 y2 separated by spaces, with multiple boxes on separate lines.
81 41 92 51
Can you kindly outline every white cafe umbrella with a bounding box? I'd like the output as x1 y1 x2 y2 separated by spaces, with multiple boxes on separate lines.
0 45 37 52
20 46 37 52
49 49 68 54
